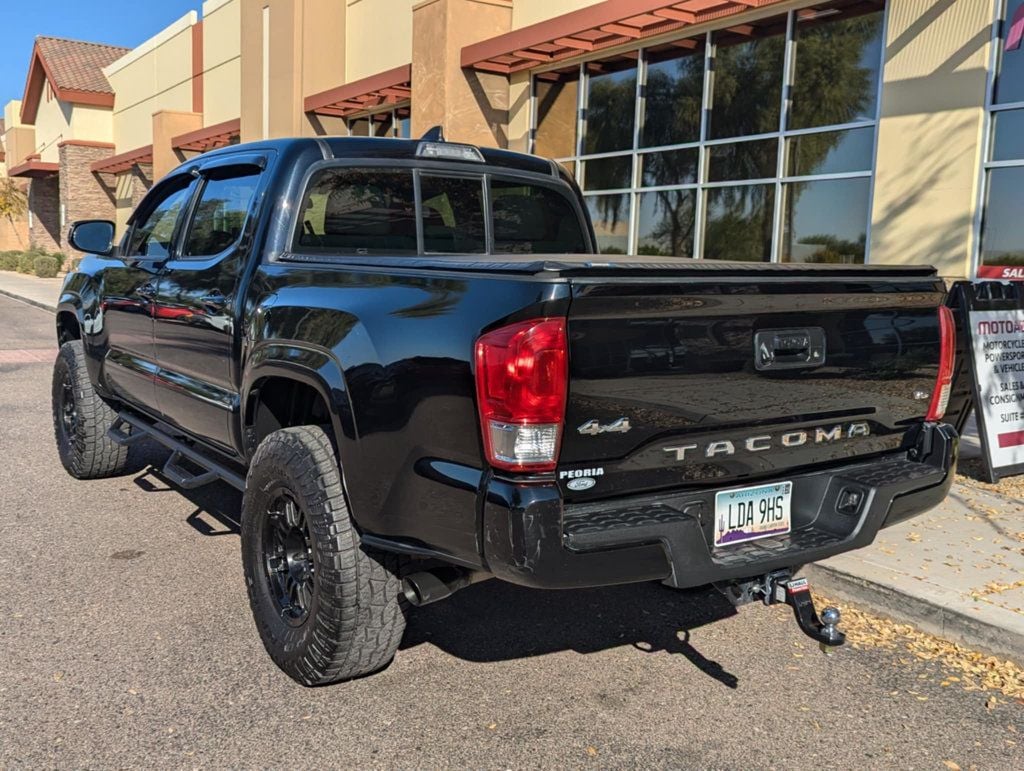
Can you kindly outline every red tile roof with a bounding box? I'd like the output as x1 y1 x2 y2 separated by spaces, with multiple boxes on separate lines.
20 36 129 123
34 36 129 94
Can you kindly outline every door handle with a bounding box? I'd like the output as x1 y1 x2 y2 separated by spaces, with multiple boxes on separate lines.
200 290 227 309
754 328 826 371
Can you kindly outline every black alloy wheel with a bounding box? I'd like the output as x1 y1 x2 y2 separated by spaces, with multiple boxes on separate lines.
262 490 316 626
57 370 79 444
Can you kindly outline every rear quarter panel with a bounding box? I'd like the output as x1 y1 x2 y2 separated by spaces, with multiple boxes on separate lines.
246 262 570 566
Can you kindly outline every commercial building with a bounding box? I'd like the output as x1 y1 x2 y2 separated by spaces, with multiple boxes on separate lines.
1 0 1022 280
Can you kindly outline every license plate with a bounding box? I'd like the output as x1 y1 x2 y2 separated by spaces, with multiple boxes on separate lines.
714 481 792 547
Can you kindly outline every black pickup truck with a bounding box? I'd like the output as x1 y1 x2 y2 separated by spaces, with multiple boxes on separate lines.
53 134 958 686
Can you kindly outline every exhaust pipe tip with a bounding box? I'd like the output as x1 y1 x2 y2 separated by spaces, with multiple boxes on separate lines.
402 567 485 607
402 571 454 607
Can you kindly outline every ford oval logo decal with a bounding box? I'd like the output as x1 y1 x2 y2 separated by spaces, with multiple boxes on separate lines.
566 477 596 491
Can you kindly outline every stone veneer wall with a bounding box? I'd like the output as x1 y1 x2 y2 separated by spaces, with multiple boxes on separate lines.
130 163 153 208
28 176 60 252
59 143 116 261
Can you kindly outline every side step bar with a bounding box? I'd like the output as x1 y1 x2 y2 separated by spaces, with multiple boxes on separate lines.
108 413 246 492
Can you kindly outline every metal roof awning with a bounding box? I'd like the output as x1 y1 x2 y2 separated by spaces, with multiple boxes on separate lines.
304 64 412 118
8 156 59 178
90 145 154 175
462 0 785 74
172 118 241 152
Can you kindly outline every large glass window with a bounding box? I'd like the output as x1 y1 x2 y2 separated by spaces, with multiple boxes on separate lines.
979 2 1024 272
782 178 870 264
789 6 883 129
709 21 786 140
531 1 884 262
641 41 705 148
345 104 411 139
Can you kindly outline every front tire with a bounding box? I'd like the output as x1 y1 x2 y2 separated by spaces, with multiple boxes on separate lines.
51 339 130 479
241 426 407 686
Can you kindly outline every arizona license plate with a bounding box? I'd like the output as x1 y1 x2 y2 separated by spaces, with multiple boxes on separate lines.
714 481 792 547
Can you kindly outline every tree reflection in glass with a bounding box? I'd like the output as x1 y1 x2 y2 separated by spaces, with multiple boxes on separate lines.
790 7 882 129
642 40 705 148
638 190 696 257
704 185 774 262
709 21 786 139
583 56 637 155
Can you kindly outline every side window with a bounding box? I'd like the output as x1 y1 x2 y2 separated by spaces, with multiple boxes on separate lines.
127 181 194 259
419 175 486 254
182 172 261 257
295 168 417 254
491 180 588 254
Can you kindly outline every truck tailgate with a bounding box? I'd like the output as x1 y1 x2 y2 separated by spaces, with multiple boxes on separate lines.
559 272 947 499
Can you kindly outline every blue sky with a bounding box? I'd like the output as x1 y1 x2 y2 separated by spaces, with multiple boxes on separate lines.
2 0 200 109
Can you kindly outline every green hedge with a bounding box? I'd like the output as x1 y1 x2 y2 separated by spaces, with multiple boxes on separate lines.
17 252 38 274
0 251 20 271
33 255 60 279
0 248 66 275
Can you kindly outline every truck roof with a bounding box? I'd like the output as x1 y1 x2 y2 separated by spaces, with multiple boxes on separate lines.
197 135 559 178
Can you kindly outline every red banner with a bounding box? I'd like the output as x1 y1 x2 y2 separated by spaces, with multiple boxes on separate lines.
977 265 1024 280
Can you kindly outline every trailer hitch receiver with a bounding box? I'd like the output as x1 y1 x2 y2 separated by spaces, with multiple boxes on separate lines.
760 572 846 652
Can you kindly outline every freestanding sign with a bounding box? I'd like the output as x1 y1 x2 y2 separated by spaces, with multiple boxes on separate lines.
957 282 1024 482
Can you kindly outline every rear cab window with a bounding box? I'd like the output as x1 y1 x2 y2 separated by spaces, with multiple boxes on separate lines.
293 165 589 256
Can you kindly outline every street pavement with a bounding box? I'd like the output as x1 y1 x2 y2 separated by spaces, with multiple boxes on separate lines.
0 293 1020 768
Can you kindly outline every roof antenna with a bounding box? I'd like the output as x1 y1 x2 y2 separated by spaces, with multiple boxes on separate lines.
420 125 445 142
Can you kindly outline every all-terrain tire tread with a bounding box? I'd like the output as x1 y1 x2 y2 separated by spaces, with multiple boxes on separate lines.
241 426 407 686
51 340 130 479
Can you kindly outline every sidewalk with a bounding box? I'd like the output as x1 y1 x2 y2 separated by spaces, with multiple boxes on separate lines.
808 411 1024 662
1 267 1021 661
0 270 61 312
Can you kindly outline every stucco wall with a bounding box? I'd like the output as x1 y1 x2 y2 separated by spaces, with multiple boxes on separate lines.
104 14 197 151
240 0 346 141
512 0 594 29
346 0 414 82
869 0 992 278
203 0 242 127
32 91 72 163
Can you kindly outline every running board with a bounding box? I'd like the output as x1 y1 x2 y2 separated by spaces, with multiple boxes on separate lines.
107 412 246 491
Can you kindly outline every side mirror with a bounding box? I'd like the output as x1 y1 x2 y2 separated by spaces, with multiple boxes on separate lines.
68 220 116 257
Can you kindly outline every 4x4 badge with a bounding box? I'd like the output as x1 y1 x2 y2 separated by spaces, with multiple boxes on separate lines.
578 418 632 436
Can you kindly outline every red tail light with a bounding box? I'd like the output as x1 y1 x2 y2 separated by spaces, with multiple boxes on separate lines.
474 318 568 472
925 305 956 422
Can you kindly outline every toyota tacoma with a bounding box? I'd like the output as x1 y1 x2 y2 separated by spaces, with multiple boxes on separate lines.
52 133 958 685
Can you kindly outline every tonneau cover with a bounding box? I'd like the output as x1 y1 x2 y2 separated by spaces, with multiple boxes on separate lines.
278 251 938 279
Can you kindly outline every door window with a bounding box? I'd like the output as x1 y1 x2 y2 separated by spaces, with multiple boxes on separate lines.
127 180 194 259
182 173 261 257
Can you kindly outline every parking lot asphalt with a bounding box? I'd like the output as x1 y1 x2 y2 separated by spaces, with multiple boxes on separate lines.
0 293 1020 769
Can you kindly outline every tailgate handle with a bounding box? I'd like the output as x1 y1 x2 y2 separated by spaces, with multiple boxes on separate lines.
754 328 826 371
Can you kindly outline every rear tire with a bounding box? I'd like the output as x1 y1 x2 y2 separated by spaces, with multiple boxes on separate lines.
241 425 407 686
51 340 130 479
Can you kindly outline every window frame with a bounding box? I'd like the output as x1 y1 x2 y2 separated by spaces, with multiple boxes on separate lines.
176 166 265 261
123 174 199 262
528 0 887 264
974 0 1024 277
284 159 594 259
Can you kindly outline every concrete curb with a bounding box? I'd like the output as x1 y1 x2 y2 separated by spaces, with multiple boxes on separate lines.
0 287 57 314
805 563 1024 664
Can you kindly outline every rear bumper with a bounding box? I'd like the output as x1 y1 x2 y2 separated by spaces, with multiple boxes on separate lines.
481 423 957 590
